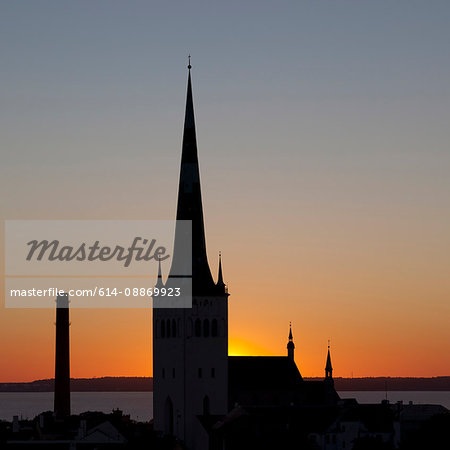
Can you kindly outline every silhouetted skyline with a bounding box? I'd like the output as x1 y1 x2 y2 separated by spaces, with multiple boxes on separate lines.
152 63 340 449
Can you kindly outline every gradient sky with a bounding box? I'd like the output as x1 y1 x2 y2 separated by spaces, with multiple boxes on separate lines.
1 1 450 381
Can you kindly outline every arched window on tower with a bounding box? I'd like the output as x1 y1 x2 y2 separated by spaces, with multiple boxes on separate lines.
203 319 210 337
195 318 201 337
167 319 171 338
211 319 218 337
161 320 166 338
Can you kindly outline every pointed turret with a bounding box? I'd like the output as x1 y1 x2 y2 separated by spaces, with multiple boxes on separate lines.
216 252 226 293
325 342 333 380
287 322 295 361
155 258 164 289
169 58 220 296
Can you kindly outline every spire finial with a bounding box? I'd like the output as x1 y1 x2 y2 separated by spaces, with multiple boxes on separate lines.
288 322 293 341
328 338 330 350
188 54 192 70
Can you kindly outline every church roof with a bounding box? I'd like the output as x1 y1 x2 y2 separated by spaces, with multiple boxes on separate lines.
228 356 340 407
228 356 303 391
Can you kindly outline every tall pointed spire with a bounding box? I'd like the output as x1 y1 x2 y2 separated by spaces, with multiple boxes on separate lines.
169 58 220 295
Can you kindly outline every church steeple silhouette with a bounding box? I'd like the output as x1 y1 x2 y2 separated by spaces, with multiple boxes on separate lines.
169 57 222 295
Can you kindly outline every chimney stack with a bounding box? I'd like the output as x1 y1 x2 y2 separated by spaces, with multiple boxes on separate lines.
54 294 70 418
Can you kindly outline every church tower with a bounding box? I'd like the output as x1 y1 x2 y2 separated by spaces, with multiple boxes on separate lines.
153 60 229 450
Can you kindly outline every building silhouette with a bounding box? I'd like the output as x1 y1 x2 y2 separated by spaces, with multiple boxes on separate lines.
152 63 339 450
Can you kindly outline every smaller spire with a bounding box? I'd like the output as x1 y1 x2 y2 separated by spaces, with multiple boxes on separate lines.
325 340 333 379
326 348 332 371
188 54 192 70
216 252 225 288
156 258 164 288
287 322 295 360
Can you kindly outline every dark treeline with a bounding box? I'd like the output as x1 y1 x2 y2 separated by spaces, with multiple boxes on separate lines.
1 376 449 392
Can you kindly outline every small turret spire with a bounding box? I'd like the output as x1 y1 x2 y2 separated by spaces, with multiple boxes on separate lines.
325 340 333 380
287 322 295 361
156 258 164 288
217 252 225 288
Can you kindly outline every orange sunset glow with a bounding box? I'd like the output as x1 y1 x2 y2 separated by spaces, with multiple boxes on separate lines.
1 228 449 382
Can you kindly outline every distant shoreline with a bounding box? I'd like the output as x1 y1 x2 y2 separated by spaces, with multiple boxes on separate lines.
1 376 449 392
308 376 450 391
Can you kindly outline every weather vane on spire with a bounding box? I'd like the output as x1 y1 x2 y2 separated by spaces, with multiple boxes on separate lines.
188 54 192 70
